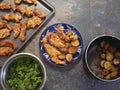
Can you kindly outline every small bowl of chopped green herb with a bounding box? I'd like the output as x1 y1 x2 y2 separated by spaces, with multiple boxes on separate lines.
1 53 46 90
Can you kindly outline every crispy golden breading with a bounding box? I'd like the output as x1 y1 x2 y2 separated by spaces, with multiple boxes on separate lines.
51 56 65 65
33 8 46 18
25 7 33 16
0 28 10 39
42 43 62 57
19 20 27 41
14 0 22 4
0 20 12 30
24 0 37 5
13 23 21 38
11 5 17 11
27 16 42 28
0 47 14 56
57 26 70 42
0 40 18 50
2 13 22 22
0 1 11 10
16 5 26 15
46 32 70 48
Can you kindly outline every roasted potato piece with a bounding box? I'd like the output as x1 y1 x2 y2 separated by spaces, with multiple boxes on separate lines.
103 61 112 70
110 71 118 78
108 46 116 53
115 52 120 58
71 40 80 47
100 41 106 48
113 58 120 65
110 65 116 72
104 43 110 50
104 74 111 80
101 69 109 76
106 52 114 61
66 54 73 62
68 47 77 54
100 60 106 68
100 53 106 59
70 34 78 41
67 29 73 37
59 48 68 53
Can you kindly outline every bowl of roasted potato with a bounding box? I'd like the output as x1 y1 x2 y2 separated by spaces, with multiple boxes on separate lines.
85 35 120 81
39 23 83 67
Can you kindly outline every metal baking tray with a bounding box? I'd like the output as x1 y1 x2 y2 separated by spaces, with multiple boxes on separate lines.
0 0 55 66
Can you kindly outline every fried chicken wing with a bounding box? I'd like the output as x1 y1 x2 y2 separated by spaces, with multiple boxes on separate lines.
0 40 18 50
0 47 14 56
27 16 42 28
51 56 66 65
0 1 11 10
57 26 70 42
25 7 33 16
0 28 10 39
19 20 27 41
42 43 62 57
46 32 70 48
0 20 12 30
2 13 22 22
14 0 22 4
13 23 21 38
33 8 46 18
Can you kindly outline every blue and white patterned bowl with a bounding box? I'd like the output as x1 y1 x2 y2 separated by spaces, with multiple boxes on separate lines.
39 23 83 67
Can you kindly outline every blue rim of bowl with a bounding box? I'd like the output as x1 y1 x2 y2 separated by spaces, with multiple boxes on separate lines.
39 23 83 67
85 35 120 82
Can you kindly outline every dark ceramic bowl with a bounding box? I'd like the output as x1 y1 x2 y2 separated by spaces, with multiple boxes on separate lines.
39 23 83 67
85 35 120 81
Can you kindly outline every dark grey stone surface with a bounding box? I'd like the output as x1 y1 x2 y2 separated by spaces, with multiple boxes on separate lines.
24 0 120 90
1 0 120 90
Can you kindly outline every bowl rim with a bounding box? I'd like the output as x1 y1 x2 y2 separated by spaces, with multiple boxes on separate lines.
85 35 120 82
39 22 84 67
0 52 47 90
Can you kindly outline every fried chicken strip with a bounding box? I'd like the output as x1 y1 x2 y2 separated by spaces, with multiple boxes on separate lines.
0 20 12 30
0 1 11 10
42 43 62 57
46 32 70 48
0 40 18 50
2 13 22 22
19 20 27 41
13 23 21 38
57 26 70 42
14 0 22 4
51 56 66 65
33 8 46 18
0 47 14 56
24 0 37 5
0 28 10 39
27 16 42 28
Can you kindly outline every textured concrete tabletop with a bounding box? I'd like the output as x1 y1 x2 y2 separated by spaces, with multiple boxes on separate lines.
1 0 120 90
24 0 120 90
